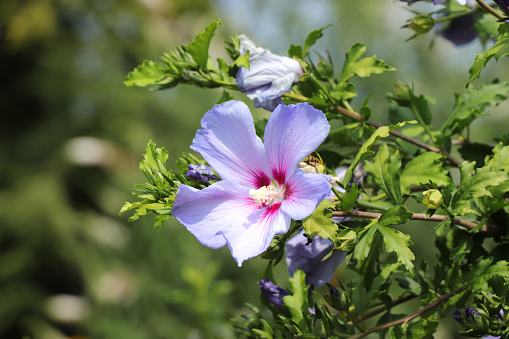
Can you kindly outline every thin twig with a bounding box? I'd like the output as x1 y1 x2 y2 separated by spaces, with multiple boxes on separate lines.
359 294 418 322
282 93 463 167
334 106 462 167
350 286 465 339
332 210 503 236
476 0 505 20
361 183 443 192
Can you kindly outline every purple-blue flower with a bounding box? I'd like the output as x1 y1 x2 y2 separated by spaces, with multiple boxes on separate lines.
440 12 478 46
236 35 304 111
286 230 346 287
172 100 331 266
186 163 219 182
259 279 290 311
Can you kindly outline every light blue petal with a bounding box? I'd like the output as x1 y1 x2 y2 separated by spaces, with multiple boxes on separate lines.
238 34 265 56
191 101 271 188
264 103 330 184
281 172 331 220
223 203 291 266
172 181 258 249
237 52 302 92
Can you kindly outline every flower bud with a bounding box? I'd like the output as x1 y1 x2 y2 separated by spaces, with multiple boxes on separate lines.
235 35 304 111
186 164 219 182
259 279 290 311
390 83 413 107
403 14 434 39
422 189 443 209
328 285 350 311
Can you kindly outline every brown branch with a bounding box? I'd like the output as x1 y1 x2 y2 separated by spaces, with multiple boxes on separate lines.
332 210 503 236
350 286 465 339
361 183 441 192
283 93 462 167
476 0 505 20
335 106 461 167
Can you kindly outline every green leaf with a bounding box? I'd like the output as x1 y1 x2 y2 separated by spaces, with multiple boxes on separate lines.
302 26 329 59
410 92 433 126
343 121 414 187
485 142 509 171
469 24 509 84
442 82 509 137
405 319 439 339
302 200 337 241
343 126 390 187
124 60 165 87
187 19 221 69
287 44 303 59
335 229 357 251
378 206 413 228
378 225 415 274
353 220 378 263
142 140 170 175
283 270 310 330
469 259 509 291
400 152 450 195
339 43 396 84
154 215 171 230
230 52 250 70
388 83 434 126
364 143 403 205
331 82 357 101
351 283 371 314
337 183 360 211
451 161 509 213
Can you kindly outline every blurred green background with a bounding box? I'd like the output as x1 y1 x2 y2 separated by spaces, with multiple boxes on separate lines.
2 0 509 338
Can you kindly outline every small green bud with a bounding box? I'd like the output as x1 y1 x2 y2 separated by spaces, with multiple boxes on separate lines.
390 82 412 107
423 189 443 209
405 14 434 35
328 285 350 311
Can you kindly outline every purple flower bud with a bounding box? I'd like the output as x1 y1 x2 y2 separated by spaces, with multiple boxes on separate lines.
286 231 346 287
453 307 481 324
259 279 290 311
236 35 304 111
186 164 219 182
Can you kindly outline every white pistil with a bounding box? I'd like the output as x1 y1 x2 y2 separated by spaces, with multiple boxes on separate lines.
249 185 284 207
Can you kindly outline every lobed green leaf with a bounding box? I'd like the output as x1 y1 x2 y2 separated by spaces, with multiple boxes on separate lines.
378 225 415 274
283 270 310 330
302 200 337 241
364 143 403 205
339 43 396 84
124 60 165 87
469 24 509 84
400 152 450 195
187 19 221 69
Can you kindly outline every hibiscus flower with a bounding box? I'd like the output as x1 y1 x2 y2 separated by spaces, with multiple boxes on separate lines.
236 35 304 111
172 100 331 266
